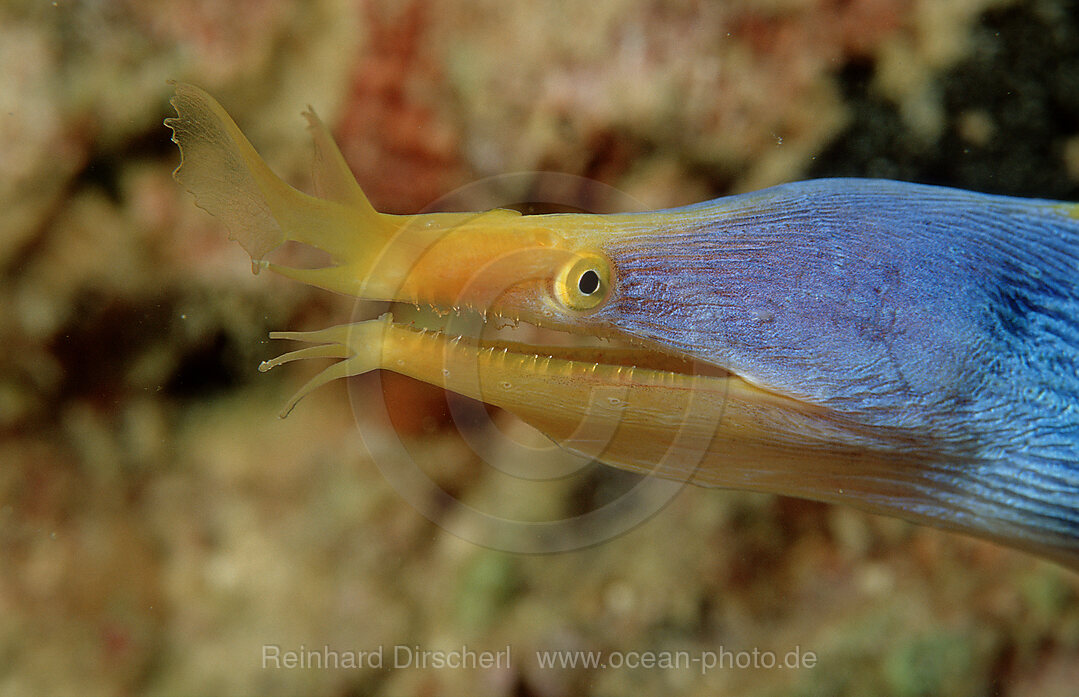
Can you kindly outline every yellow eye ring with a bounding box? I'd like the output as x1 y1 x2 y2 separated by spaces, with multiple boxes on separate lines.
554 252 612 311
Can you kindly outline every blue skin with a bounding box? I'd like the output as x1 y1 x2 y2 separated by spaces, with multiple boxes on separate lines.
590 179 1079 561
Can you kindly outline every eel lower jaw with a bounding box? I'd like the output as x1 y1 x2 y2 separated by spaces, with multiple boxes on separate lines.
261 310 962 546
258 309 737 418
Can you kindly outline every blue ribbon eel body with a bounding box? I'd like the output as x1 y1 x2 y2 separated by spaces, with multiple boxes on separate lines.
167 83 1079 567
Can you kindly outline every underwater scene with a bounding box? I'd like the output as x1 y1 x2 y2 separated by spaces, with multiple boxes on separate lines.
2 1 1078 695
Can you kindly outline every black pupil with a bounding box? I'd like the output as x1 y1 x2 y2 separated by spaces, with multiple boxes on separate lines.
578 269 600 295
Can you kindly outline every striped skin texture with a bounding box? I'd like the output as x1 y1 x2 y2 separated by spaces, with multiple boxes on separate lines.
586 179 1079 559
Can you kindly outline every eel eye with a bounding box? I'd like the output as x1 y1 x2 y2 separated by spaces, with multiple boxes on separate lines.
555 252 612 311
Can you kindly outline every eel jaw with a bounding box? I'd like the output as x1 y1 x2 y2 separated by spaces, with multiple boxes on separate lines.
258 308 734 419
258 308 910 517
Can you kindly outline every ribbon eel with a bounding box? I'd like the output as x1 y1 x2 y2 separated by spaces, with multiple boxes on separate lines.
166 83 1079 567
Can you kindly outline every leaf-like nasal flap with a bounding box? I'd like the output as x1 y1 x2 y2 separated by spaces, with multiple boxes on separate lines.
165 82 384 266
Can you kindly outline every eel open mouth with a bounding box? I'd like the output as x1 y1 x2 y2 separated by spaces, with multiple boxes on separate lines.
259 308 735 418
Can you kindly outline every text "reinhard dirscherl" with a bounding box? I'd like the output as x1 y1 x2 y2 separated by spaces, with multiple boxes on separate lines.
262 644 511 670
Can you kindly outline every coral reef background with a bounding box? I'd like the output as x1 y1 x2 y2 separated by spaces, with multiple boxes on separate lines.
2 0 1078 695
